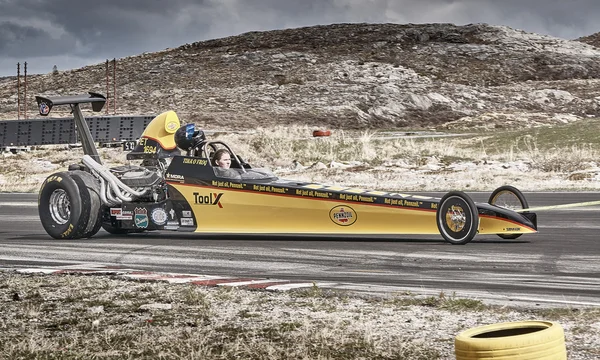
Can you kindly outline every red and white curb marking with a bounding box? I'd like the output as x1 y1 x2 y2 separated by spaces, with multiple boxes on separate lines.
0 264 336 292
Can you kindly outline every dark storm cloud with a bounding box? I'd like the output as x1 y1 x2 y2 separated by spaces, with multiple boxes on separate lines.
1 0 600 76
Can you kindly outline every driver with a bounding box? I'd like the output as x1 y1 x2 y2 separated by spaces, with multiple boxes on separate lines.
212 149 231 168
212 148 241 179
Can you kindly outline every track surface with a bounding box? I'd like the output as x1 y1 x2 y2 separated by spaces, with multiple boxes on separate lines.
1 192 599 306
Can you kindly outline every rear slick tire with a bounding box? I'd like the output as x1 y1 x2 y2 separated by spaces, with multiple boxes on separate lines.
455 321 567 360
436 191 479 245
38 172 91 240
70 171 102 238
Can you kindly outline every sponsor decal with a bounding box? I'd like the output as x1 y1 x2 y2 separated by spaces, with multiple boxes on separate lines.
180 218 194 226
46 175 62 183
193 192 223 208
110 208 122 217
116 210 133 221
39 102 50 115
182 210 192 217
329 205 357 226
61 223 74 238
164 220 180 230
164 225 179 230
169 209 176 220
165 119 179 133
151 208 168 226
504 227 521 231
183 158 208 166
134 207 149 228
166 173 185 182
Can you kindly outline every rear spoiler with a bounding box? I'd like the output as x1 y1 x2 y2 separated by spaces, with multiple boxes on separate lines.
35 92 106 116
34 92 107 164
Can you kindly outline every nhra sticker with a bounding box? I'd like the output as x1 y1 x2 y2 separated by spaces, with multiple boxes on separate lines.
329 205 357 226
151 208 168 226
134 208 149 228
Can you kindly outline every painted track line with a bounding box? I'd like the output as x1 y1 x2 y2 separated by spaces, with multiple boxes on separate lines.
0 264 328 292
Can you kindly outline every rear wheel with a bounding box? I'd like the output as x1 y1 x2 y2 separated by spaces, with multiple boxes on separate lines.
436 191 479 245
489 185 528 239
39 172 92 239
71 171 102 238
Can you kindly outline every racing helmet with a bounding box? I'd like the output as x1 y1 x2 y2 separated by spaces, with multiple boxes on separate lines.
174 124 206 151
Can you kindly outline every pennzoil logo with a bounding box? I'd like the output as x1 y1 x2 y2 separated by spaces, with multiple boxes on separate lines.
193 192 223 208
329 205 357 226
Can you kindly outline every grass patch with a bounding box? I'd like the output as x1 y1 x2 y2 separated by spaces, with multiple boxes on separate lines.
4 122 600 193
1 272 598 359
386 291 487 312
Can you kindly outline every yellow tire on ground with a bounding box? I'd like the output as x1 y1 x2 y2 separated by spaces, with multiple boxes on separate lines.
454 321 566 360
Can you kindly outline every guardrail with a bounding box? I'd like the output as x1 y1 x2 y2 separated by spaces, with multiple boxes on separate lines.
0 115 156 150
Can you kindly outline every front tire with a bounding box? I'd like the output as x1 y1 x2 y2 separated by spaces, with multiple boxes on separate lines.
38 172 92 239
489 185 528 239
436 191 479 245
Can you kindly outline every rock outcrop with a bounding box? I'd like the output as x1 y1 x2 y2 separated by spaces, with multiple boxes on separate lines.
2 23 600 130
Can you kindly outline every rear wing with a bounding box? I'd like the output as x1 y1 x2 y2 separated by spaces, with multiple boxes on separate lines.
35 92 107 164
35 92 106 116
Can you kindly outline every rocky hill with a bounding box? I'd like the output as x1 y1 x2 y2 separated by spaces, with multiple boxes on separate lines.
2 23 600 130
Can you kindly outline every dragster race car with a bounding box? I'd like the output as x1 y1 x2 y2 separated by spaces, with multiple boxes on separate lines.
35 93 537 245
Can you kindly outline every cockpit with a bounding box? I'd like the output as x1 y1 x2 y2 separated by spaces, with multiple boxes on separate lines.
175 124 277 181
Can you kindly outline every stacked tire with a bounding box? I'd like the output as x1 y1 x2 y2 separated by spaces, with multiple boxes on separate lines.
455 321 567 359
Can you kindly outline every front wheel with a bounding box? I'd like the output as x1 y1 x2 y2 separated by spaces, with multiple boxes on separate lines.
488 185 528 239
436 191 479 245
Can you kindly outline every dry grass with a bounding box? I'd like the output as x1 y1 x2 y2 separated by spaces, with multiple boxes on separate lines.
2 272 599 360
2 125 600 193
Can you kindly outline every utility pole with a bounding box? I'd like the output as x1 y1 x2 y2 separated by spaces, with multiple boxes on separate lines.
17 63 20 119
113 58 116 115
24 62 27 119
106 59 109 115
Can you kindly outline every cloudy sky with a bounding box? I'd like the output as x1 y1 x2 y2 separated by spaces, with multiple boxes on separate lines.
1 0 599 76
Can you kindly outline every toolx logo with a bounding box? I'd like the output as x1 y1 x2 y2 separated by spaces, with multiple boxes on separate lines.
193 192 223 208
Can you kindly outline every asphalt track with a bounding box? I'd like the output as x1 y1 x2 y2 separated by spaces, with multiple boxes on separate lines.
1 192 599 307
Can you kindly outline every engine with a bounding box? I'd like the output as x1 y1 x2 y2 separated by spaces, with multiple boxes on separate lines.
108 163 166 203
82 155 169 206
110 165 161 188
